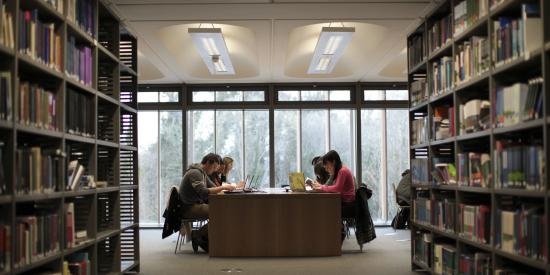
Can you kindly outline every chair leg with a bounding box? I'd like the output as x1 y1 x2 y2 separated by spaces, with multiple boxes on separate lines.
174 231 181 254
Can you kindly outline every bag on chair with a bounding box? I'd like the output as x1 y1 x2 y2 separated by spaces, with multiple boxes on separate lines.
391 207 410 230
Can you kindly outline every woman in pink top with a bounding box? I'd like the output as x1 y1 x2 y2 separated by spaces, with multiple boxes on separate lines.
312 150 356 242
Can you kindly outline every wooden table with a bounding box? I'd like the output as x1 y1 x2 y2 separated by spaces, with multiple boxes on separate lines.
208 188 341 257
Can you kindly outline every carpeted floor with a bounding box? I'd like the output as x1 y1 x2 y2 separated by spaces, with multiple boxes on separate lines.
138 227 415 275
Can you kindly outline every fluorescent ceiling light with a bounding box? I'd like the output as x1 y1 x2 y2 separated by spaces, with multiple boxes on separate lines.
308 26 355 74
188 27 235 75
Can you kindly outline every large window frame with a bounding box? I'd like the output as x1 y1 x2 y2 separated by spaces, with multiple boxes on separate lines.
137 82 408 227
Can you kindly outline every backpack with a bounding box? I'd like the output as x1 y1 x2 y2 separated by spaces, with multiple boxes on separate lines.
391 207 410 230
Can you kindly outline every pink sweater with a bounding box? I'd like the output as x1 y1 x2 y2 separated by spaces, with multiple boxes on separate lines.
320 166 355 203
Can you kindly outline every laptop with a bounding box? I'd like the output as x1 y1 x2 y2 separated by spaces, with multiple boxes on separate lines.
223 175 250 194
288 172 314 192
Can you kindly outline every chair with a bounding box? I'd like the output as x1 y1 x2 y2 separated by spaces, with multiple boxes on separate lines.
174 218 208 254
391 183 411 230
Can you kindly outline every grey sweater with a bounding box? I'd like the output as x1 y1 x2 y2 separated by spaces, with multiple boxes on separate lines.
179 164 210 207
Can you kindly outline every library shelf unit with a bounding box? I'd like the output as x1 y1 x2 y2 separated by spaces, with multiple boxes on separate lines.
408 0 550 274
0 0 139 274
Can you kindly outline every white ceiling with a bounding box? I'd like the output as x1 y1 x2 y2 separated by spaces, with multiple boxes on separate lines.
109 0 433 84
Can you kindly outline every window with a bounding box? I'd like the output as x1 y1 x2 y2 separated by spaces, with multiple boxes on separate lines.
138 110 183 225
138 111 159 225
361 109 410 224
274 109 355 185
278 89 352 102
192 90 265 102
187 110 270 186
364 89 408 101
138 90 179 102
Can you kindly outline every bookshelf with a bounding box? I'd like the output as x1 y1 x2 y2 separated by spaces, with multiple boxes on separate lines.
408 0 549 274
0 0 139 274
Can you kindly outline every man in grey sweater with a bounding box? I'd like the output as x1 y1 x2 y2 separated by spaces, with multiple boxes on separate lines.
179 153 235 252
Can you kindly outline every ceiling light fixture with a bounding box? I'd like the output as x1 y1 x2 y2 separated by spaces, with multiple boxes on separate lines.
308 26 355 74
188 27 235 75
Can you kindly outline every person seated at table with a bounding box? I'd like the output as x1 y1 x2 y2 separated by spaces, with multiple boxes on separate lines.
179 153 235 252
311 156 333 186
208 156 225 187
219 156 245 188
312 150 355 242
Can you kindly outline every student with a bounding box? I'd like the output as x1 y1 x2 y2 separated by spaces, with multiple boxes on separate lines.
209 156 225 187
179 153 235 252
220 156 245 188
312 150 355 241
311 156 333 186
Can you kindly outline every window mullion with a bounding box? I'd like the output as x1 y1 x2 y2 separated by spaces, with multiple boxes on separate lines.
381 109 388 223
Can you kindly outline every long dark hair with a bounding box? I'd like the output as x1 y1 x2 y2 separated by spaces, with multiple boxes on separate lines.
322 150 342 180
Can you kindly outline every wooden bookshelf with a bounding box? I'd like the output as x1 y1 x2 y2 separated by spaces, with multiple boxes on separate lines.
408 0 549 274
0 0 139 274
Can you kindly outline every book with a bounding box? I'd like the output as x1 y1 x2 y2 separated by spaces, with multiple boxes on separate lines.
18 81 57 130
432 56 453 96
67 160 86 191
410 75 428 106
0 2 14 49
432 106 453 140
411 115 428 145
413 232 432 267
65 203 75 248
0 224 10 272
411 158 429 185
0 71 12 121
434 243 457 274
413 198 456 233
453 0 488 36
0 141 5 195
459 99 490 134
458 252 491 275
16 146 65 194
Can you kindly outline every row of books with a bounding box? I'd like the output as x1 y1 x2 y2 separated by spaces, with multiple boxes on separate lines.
0 224 10 272
494 141 544 190
410 77 428 106
454 36 489 84
432 162 456 185
66 88 94 137
496 206 547 261
66 36 93 87
0 71 11 121
459 99 490 135
16 147 65 194
411 158 429 185
408 34 425 69
432 106 454 140
492 4 541 66
413 198 456 233
427 14 452 54
494 78 543 128
18 9 63 72
18 81 58 131
411 116 428 145
432 56 453 96
1 3 14 49
434 243 457 275
453 0 488 36
68 0 95 38
458 252 491 275
457 152 491 188
458 204 490 244
15 213 60 268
